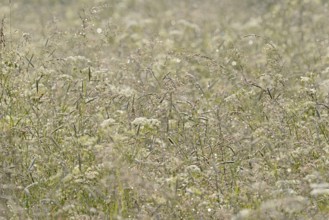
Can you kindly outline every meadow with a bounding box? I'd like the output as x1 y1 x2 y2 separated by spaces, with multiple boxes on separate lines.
0 0 329 219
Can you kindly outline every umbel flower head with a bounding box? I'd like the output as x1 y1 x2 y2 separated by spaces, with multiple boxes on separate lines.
132 117 161 131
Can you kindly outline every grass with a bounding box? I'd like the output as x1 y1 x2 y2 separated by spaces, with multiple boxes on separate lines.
0 0 329 219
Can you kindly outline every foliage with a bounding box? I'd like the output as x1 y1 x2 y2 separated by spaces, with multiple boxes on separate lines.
0 0 329 219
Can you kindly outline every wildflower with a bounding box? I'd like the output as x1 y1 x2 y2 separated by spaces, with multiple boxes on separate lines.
231 61 237 66
300 76 310 82
308 88 316 94
96 28 102 34
149 119 161 127
100 118 116 128
174 58 181 63
233 209 251 220
65 55 91 63
184 121 194 129
85 170 99 180
310 183 329 196
260 196 309 214
109 84 135 97
132 117 148 126
186 165 201 174
132 117 161 129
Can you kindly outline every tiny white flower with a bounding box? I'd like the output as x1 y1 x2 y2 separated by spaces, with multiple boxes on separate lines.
310 183 329 196
300 76 310 82
231 61 237 66
311 188 329 196
149 119 161 127
85 170 99 180
308 88 316 94
132 117 148 126
233 209 251 219
100 118 116 128
96 28 102 34
132 117 160 129
184 121 194 129
310 183 329 189
174 58 181 63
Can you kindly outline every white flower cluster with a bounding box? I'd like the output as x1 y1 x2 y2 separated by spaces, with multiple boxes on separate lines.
310 183 329 196
300 76 310 82
132 117 161 129
109 84 136 97
100 118 116 128
322 67 329 74
65 55 91 63
185 165 201 174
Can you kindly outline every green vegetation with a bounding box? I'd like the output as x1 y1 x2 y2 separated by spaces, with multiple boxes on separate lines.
1 0 329 219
